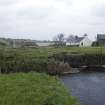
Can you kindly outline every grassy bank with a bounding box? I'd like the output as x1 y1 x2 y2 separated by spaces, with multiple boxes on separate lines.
1 47 105 59
0 72 78 105
1 47 105 60
0 47 105 74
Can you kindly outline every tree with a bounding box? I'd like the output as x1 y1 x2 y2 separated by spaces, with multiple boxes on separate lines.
66 35 76 44
83 33 88 37
53 33 65 47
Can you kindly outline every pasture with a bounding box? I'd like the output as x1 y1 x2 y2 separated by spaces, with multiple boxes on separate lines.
0 72 78 105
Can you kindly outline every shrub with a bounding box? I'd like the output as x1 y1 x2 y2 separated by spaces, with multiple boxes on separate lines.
47 59 71 75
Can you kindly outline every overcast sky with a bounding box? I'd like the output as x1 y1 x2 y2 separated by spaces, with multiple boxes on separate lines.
0 0 105 40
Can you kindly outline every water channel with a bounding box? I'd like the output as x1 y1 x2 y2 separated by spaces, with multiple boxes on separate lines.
61 72 105 105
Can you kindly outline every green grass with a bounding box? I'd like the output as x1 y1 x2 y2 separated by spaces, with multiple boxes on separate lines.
0 46 105 73
1 47 105 60
0 72 78 105
1 46 103 105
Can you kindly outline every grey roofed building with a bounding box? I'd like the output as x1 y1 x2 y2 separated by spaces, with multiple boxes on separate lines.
97 34 105 41
66 35 92 47
74 37 84 43
66 36 84 43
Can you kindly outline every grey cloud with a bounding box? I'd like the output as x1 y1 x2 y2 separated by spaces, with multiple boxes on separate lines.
56 0 72 5
93 3 105 17
0 0 104 40
16 7 55 21
0 0 16 6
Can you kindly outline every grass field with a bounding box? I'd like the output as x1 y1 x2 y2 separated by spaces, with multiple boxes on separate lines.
0 46 105 73
1 47 105 60
0 72 78 105
0 46 104 105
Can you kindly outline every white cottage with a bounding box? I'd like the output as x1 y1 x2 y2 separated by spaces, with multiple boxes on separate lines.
66 35 92 47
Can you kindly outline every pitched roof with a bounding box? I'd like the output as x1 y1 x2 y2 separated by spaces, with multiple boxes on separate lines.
75 37 84 43
66 36 84 43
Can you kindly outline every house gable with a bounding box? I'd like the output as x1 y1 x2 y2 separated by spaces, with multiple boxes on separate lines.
79 36 92 47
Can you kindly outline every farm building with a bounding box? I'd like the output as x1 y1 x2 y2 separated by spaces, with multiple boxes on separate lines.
97 34 105 42
92 34 105 46
66 35 92 47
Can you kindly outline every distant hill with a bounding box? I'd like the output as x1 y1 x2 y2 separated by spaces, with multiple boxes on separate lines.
0 38 10 46
0 38 53 48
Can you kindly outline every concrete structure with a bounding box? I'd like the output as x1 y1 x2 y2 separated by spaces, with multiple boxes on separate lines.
97 34 105 42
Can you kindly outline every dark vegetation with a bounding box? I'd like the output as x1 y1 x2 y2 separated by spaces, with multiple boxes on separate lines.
47 59 72 75
0 47 80 105
92 41 105 46
50 53 105 67
0 47 105 74
0 49 47 74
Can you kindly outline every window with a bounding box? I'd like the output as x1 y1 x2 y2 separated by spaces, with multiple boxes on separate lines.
81 42 83 46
